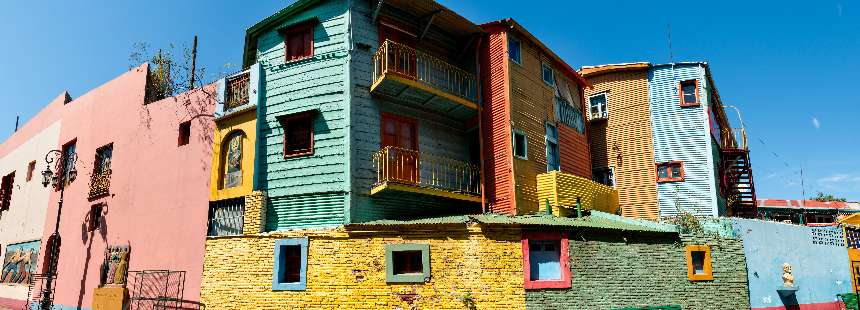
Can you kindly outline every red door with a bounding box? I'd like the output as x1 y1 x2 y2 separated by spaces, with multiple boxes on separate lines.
378 21 418 78
381 114 419 184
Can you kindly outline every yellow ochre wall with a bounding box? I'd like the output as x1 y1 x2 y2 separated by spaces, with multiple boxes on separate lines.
209 109 257 201
583 69 659 220
537 171 620 216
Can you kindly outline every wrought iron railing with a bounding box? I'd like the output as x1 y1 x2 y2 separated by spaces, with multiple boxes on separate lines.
88 170 111 199
372 146 481 197
224 72 250 110
128 270 190 310
556 99 585 133
721 127 748 150
372 40 477 103
207 198 245 236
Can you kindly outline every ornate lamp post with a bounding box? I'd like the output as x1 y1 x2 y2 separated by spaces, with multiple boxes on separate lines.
39 149 77 309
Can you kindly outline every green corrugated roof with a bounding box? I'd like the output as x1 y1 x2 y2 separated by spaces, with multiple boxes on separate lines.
350 212 677 233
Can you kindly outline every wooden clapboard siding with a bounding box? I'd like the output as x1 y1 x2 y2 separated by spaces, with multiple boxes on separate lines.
648 64 718 217
256 0 350 230
480 28 515 215
583 68 658 220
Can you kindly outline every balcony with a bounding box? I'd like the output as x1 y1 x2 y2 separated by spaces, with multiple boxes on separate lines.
536 171 619 216
88 169 111 199
371 146 481 203
721 127 748 150
225 72 250 110
371 40 478 121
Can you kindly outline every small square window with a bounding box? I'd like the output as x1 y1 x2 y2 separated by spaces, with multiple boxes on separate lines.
593 167 615 187
541 63 555 86
280 21 315 62
679 80 700 107
685 245 713 281
509 37 522 64
656 161 684 183
589 93 608 120
178 121 191 146
278 111 315 158
513 129 528 160
385 244 430 283
26 161 35 182
272 238 308 291
523 232 570 289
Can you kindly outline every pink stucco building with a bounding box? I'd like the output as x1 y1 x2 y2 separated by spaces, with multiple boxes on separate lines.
1 63 215 309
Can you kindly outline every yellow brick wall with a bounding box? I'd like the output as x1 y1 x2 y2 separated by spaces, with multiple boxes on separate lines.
536 171 620 216
242 191 266 234
201 225 525 309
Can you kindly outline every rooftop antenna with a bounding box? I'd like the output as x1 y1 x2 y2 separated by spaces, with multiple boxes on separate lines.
800 165 806 200
667 23 674 64
14 115 19 132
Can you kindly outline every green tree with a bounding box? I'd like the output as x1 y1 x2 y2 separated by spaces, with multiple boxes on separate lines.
811 191 847 202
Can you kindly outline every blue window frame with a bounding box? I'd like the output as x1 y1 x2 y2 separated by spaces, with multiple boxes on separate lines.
272 238 308 291
509 37 522 64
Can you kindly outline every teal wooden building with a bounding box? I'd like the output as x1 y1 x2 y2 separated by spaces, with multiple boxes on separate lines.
243 0 485 230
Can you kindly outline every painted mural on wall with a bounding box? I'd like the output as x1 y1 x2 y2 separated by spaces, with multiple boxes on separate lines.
223 132 243 189
1 240 40 285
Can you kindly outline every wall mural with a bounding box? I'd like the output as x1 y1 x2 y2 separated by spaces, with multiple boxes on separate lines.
1 240 40 285
223 132 243 189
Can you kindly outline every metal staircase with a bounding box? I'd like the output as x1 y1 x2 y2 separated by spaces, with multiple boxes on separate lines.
721 147 757 218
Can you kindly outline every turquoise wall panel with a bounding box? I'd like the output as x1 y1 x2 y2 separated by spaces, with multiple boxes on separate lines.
648 64 719 217
256 0 350 230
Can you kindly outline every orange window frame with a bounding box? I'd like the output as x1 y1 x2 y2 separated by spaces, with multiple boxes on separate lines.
656 161 685 183
678 79 700 107
685 245 714 281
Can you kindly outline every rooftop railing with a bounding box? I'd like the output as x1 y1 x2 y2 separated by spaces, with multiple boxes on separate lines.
372 40 477 103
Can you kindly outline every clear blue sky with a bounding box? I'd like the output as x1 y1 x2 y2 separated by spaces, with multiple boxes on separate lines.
1 1 858 201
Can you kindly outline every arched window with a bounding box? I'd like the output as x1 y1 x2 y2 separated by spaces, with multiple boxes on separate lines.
221 131 245 189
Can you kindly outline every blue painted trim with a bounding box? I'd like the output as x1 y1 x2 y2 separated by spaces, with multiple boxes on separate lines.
214 77 226 116
272 237 308 291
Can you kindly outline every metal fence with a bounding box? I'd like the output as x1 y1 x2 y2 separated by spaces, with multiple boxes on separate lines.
207 198 245 236
556 99 585 133
128 270 203 310
721 127 748 150
372 40 477 102
372 146 481 197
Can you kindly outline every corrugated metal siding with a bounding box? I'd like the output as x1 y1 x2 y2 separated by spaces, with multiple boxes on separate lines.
648 64 717 217
481 29 515 215
583 69 658 220
558 124 591 179
256 0 349 229
265 193 346 230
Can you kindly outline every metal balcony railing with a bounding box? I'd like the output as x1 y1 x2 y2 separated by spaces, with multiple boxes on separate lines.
88 170 111 199
372 40 477 103
721 127 748 150
372 146 481 197
224 72 250 110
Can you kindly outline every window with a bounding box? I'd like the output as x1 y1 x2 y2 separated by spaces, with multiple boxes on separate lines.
89 144 113 198
61 141 77 186
88 204 104 232
522 232 570 289
385 244 430 283
225 72 250 109
679 80 700 107
26 161 35 182
513 129 528 160
656 161 684 182
278 111 315 158
0 172 14 211
221 131 245 189
94 144 113 174
593 167 615 187
279 21 315 62
685 245 713 281
541 63 554 86
207 198 245 236
272 238 308 290
589 93 608 120
509 37 522 64
545 123 559 171
178 121 191 146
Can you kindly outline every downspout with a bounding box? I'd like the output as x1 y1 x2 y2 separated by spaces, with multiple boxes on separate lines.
475 35 486 214
342 0 354 223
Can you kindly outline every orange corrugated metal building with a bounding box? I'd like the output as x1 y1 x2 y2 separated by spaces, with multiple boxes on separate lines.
481 19 593 215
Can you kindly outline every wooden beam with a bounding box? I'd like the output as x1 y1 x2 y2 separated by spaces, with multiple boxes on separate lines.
372 0 384 23
418 10 442 42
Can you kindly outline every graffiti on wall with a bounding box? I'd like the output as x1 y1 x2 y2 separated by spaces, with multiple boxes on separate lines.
1 240 40 284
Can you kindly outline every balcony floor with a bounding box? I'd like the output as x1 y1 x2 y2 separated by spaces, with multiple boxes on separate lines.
370 181 482 203
371 73 477 121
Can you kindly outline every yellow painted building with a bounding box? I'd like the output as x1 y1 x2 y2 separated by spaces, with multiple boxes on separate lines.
209 109 257 200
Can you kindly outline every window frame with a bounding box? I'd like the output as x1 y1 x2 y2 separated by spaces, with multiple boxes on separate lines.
512 129 528 160
541 62 555 86
508 36 522 65
678 79 700 107
656 161 685 183
178 121 191 146
593 166 616 188
272 238 308 291
685 245 713 281
588 93 608 120
278 111 315 159
522 231 570 289
279 20 316 63
545 123 560 172
385 243 431 283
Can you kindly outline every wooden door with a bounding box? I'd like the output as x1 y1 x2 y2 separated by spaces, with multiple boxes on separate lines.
381 114 419 184
378 21 417 78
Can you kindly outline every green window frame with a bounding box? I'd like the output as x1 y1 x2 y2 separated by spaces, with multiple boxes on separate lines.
385 243 430 283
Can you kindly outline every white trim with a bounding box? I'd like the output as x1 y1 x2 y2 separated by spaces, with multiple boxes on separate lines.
512 128 528 160
541 62 555 86
588 92 608 120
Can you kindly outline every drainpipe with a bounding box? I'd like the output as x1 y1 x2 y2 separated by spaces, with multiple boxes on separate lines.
474 35 486 214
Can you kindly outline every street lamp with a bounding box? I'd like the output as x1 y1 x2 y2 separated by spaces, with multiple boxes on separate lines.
38 149 76 310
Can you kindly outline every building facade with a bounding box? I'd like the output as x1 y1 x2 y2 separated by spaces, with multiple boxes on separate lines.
582 62 756 219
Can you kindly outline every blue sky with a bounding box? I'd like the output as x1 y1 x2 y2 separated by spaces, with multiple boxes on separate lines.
1 1 858 200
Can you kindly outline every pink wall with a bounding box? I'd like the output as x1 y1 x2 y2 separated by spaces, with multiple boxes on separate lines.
35 63 215 309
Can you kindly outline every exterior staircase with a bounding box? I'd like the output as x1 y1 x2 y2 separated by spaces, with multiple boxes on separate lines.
721 148 757 218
